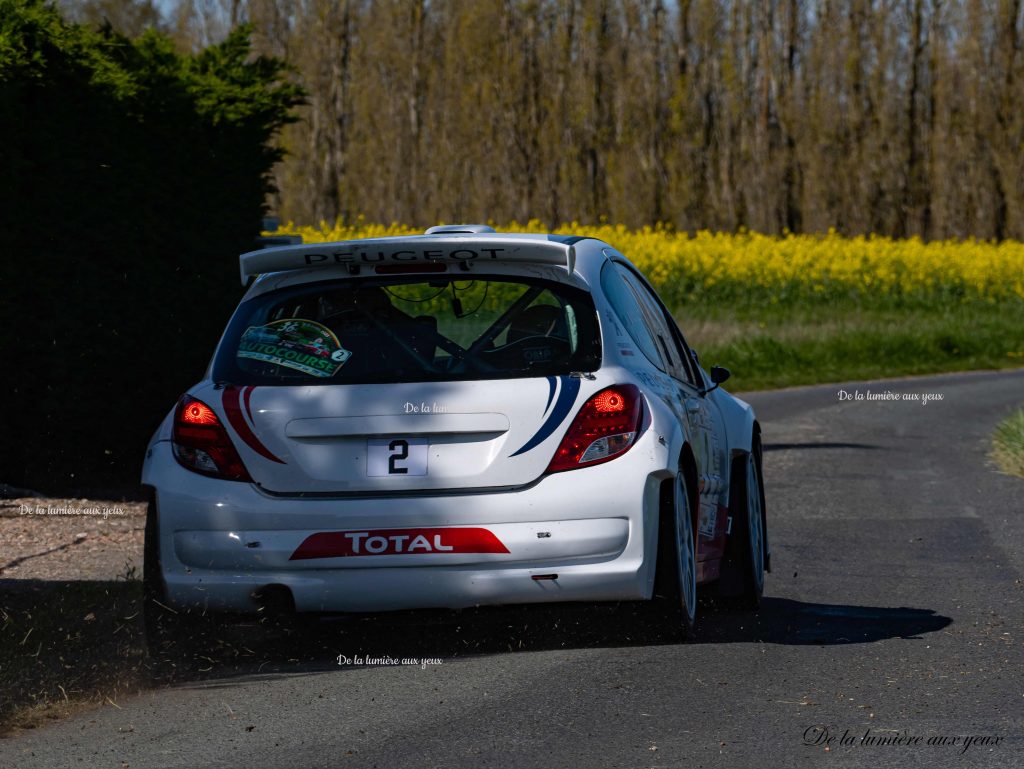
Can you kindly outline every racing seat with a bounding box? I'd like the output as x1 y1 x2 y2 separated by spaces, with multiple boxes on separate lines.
506 304 568 343
486 304 572 369
322 288 424 376
408 315 439 361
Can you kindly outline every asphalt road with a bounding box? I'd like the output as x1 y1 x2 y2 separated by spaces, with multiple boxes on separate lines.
3 369 1023 769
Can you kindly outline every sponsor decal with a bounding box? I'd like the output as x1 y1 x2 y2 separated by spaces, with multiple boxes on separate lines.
699 503 730 539
237 319 351 378
289 527 509 560
698 501 717 538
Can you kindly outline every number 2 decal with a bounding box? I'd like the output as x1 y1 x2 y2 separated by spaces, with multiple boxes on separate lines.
388 439 409 474
367 437 428 477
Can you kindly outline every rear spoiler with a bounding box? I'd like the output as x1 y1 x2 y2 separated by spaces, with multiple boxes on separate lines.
239 235 578 286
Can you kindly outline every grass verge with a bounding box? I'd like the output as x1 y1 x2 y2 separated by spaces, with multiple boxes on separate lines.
677 300 1024 391
991 409 1024 479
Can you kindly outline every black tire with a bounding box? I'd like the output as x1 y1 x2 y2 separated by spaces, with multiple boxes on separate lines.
651 469 698 640
143 494 214 660
716 441 767 609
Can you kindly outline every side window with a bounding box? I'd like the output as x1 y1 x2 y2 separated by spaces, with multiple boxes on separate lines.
618 266 694 385
599 262 662 368
666 315 702 386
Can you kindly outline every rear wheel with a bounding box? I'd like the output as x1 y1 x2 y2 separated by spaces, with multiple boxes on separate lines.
143 496 214 659
652 470 698 639
717 445 766 609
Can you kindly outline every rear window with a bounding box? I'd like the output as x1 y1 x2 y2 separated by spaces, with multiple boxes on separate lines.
212 276 602 385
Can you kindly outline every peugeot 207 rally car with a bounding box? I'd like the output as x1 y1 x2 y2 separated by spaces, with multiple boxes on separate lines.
141 224 768 644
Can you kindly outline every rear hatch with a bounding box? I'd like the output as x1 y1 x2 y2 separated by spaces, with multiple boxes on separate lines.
205 271 601 493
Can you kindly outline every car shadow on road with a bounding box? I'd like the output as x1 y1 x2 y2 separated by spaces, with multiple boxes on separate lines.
0 577 953 710
694 597 951 645
145 595 953 689
763 442 882 452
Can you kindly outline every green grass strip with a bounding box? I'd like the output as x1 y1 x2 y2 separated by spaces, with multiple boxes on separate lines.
992 410 1024 479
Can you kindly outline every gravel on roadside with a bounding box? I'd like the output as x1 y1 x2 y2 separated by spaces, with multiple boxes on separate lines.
1 498 146 582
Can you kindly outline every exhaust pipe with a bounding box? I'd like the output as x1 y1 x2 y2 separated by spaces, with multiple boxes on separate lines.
253 583 296 620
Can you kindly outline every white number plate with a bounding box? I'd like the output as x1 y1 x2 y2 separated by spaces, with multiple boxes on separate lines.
367 437 429 477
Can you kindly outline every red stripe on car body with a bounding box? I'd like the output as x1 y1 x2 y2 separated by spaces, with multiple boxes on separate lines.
222 386 286 464
242 385 257 425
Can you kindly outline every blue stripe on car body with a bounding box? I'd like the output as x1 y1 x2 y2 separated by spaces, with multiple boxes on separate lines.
510 376 581 457
543 376 557 416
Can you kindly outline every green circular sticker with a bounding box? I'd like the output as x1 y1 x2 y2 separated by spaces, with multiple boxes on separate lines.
237 319 352 378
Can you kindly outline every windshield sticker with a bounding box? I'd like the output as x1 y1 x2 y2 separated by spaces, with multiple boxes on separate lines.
237 319 351 378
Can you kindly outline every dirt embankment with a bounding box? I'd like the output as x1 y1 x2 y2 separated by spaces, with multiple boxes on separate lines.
1 498 146 581
1 497 147 735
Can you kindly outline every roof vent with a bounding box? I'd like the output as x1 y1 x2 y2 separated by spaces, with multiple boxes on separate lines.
424 224 496 235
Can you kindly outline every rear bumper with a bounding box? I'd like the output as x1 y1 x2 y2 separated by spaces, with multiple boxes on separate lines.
159 561 649 613
144 436 668 613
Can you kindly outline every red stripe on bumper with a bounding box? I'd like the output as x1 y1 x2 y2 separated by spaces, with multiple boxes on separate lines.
290 527 510 560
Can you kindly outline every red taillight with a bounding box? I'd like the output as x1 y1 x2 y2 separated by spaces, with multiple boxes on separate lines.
592 390 627 412
172 396 252 482
546 385 643 473
181 400 218 425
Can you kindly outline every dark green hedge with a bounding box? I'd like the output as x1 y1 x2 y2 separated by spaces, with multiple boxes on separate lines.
0 1 302 495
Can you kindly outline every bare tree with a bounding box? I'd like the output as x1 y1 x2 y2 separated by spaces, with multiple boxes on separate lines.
109 0 1024 237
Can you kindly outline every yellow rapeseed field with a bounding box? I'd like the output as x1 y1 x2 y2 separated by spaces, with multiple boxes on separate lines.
277 220 1024 305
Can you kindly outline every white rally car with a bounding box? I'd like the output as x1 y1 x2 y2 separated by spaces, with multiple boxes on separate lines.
142 225 768 644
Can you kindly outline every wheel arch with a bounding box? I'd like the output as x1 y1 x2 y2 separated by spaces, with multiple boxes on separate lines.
713 390 758 460
751 419 770 572
678 442 700 536
656 441 700 533
651 439 701 607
